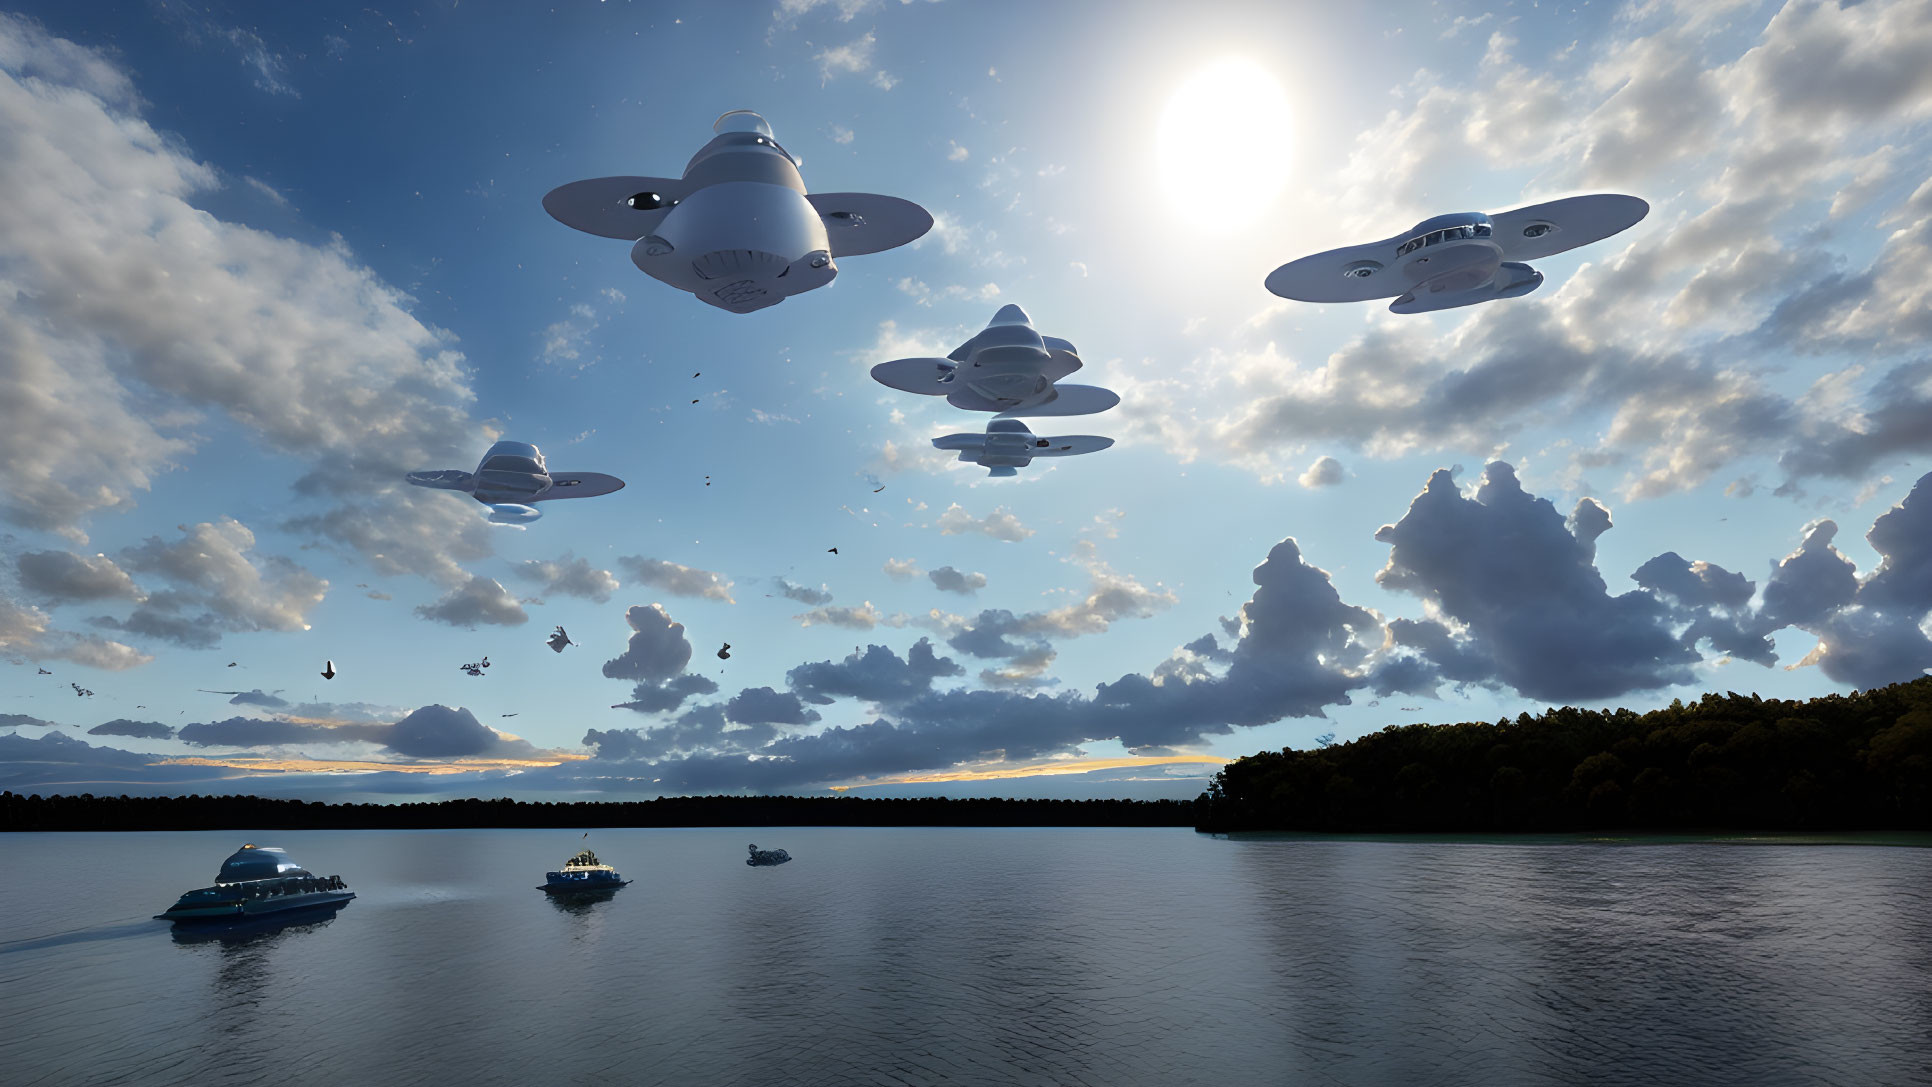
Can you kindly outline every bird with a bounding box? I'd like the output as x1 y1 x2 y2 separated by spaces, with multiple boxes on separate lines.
501 713 519 718
827 547 838 554
717 643 731 660
70 683 93 697
321 660 336 680
37 667 51 675
547 626 576 653
227 661 238 667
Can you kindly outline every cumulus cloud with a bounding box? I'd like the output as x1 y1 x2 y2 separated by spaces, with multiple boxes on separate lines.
0 593 150 670
92 519 328 647
0 15 492 590
928 566 987 595
617 556 735 603
1373 463 1699 701
725 686 823 726
602 604 694 682
1297 456 1344 489
787 639 964 705
515 553 620 603
936 503 1033 541
14 551 140 603
882 557 921 580
413 576 528 628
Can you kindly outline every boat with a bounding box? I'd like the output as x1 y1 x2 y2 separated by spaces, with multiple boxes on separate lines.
154 844 355 922
746 843 791 866
540 848 630 892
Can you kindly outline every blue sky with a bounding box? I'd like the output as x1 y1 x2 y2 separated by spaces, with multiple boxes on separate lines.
2 0 1929 802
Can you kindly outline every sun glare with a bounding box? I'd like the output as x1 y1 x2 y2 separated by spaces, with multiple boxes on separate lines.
1154 57 1294 233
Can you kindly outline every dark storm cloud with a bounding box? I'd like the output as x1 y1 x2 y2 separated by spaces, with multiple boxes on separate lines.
87 718 176 740
1373 463 1699 701
601 604 694 682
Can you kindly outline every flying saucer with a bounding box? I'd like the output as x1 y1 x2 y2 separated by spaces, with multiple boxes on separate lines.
871 304 1120 418
933 419 1114 477
1264 194 1648 313
544 110 932 314
406 441 624 526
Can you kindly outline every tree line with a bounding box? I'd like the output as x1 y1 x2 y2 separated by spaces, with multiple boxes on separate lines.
1197 677 1932 833
0 791 1202 832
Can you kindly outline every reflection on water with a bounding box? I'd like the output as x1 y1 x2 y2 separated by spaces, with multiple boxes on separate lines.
542 887 622 916
0 829 1927 1087
168 902 351 947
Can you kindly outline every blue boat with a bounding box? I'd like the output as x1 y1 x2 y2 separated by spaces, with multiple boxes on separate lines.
540 848 630 892
155 844 355 922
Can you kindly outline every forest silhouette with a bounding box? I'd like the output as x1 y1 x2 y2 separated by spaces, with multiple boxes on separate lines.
1198 677 1931 832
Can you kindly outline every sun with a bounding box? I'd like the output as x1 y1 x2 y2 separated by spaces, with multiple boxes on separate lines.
1154 57 1295 233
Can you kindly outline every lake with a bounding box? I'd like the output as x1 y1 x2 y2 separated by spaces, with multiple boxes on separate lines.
2 828 1927 1086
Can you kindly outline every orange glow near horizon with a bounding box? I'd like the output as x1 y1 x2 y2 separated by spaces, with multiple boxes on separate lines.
829 755 1227 791
154 753 588 776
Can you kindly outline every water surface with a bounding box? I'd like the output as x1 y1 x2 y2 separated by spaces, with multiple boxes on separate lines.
1 828 1926 1085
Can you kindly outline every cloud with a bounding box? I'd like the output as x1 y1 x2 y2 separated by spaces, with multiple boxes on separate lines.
774 578 833 606
795 602 896 629
0 593 150 670
815 31 875 80
616 556 735 603
0 15 492 590
94 519 328 647
602 604 694 682
87 719 175 740
928 566 986 595
936 503 1033 541
515 554 620 603
1373 463 1698 701
787 638 964 705
1297 456 1344 489
611 672 720 715
382 704 511 758
14 550 141 603
882 557 922 580
725 686 823 726
413 576 528 628
178 715 365 748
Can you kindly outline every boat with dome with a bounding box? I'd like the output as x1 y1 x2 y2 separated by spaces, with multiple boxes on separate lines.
154 843 354 922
